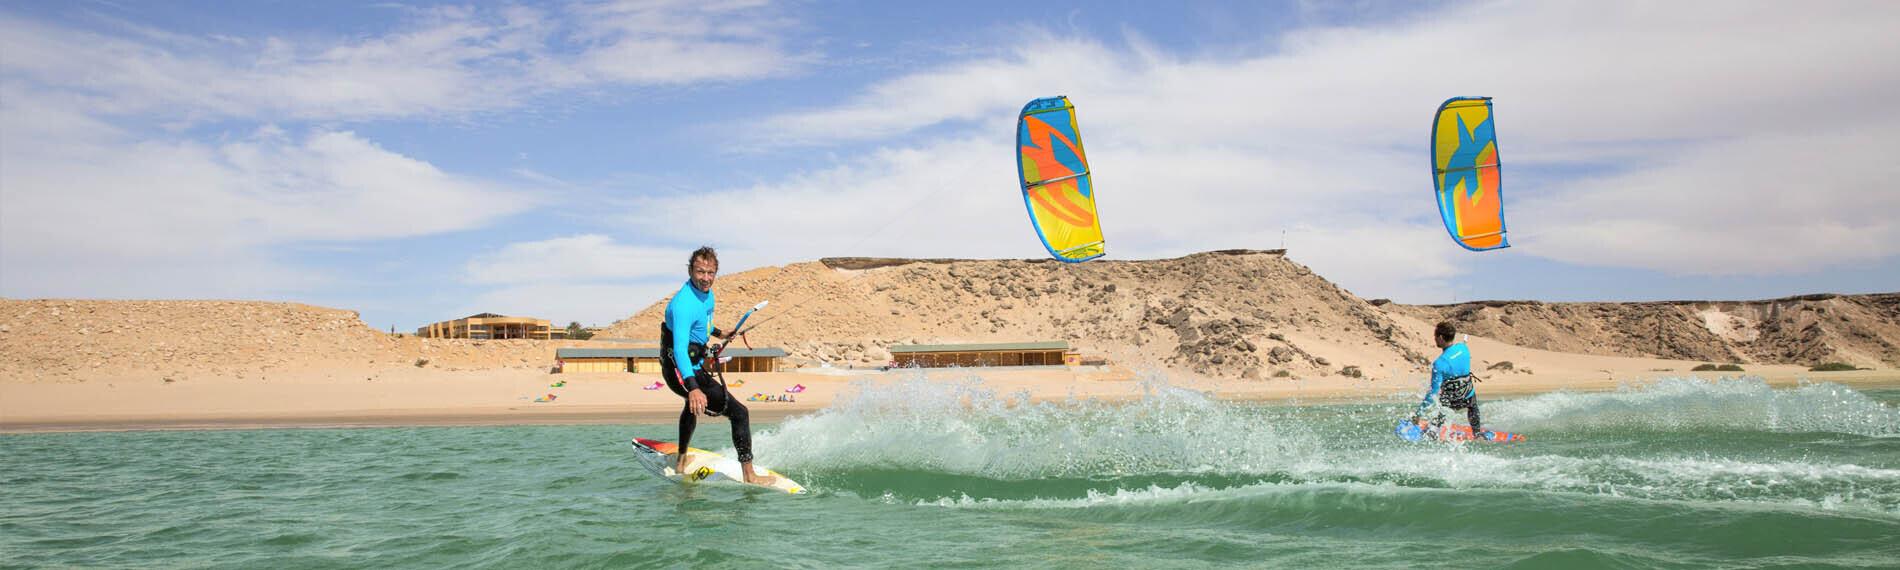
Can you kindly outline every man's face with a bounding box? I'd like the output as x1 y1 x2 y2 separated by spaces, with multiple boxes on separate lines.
690 258 718 292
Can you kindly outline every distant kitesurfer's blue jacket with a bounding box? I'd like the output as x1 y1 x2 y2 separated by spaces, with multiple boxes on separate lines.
664 279 715 380
1418 342 1472 413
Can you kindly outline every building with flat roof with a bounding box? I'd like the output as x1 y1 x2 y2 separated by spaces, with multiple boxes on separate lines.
555 347 787 374
888 341 1077 368
418 313 565 340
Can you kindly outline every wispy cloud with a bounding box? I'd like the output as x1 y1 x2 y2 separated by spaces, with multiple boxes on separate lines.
0 0 804 123
458 234 703 326
0 115 534 297
708 0 1900 296
566 0 805 85
459 282 674 329
463 234 685 284
0 1 805 304
1519 123 1900 274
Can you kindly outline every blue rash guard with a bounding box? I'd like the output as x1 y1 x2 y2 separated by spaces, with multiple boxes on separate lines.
664 279 715 383
658 277 753 464
1418 342 1473 414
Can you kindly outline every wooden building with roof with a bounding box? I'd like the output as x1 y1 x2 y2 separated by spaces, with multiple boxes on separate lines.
888 341 1078 368
555 347 788 374
418 313 564 340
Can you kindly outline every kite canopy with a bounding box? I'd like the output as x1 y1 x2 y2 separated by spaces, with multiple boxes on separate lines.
1432 97 1509 251
1017 96 1105 262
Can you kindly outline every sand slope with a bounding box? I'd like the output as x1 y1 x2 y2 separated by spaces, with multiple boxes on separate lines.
3 251 1894 431
604 250 1435 380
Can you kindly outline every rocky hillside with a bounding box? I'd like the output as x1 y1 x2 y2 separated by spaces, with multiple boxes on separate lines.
1388 293 1900 368
7 252 1893 384
603 250 1437 380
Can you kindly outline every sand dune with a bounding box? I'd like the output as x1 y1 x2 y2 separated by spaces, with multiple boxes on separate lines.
3 250 1894 431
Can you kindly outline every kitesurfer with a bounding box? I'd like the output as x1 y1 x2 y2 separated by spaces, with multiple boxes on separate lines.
1413 321 1486 435
661 246 777 486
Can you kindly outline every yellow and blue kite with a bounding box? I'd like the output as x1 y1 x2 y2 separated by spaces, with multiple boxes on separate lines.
1017 96 1105 262
1432 97 1509 251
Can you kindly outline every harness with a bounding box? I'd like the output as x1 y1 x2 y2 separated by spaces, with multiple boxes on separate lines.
658 300 768 411
659 324 731 417
1439 374 1478 407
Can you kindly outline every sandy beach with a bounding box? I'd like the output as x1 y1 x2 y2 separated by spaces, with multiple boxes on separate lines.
7 335 1895 432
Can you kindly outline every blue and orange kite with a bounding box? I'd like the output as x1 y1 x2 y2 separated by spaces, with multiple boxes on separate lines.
1017 96 1105 262
1432 97 1509 251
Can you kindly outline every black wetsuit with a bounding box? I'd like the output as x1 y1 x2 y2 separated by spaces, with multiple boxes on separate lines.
1436 375 1482 431
661 280 752 463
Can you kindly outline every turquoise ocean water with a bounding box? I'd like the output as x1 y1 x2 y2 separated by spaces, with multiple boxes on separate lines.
4 376 1898 568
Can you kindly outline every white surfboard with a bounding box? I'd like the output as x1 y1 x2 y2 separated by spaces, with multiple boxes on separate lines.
629 437 806 494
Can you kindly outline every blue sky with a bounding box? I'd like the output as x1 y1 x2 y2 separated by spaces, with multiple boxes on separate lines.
3 0 1897 332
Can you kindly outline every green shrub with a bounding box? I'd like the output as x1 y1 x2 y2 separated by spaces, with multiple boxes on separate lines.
1809 362 1860 372
1692 363 1744 372
1272 369 1292 378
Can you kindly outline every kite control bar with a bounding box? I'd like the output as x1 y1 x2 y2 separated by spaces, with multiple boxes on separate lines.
707 301 768 366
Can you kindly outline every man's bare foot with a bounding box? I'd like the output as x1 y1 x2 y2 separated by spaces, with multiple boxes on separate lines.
673 454 691 475
742 470 779 486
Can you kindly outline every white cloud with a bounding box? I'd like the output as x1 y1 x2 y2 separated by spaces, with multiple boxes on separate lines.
0 1 801 309
710 0 1900 299
0 1 802 123
622 137 1033 266
0 98 534 297
458 233 719 326
463 234 686 285
1519 123 1900 274
753 36 1116 146
568 0 801 85
617 132 1463 303
459 282 677 330
757 2 1900 149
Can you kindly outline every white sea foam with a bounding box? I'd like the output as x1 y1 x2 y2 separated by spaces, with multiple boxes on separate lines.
747 372 1900 513
761 370 1321 478
1489 377 1900 436
913 479 1409 511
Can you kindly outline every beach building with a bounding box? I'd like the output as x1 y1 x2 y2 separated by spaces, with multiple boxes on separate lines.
555 347 788 374
417 313 565 340
888 341 1078 368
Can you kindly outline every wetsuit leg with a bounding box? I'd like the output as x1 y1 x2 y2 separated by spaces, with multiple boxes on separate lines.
663 367 754 463
1464 400 1483 432
695 372 754 463
662 366 698 452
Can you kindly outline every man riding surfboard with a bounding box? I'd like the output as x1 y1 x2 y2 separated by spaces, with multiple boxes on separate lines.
659 246 777 487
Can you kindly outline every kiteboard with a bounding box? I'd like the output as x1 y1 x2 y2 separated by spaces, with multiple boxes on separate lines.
1395 419 1525 443
629 437 806 494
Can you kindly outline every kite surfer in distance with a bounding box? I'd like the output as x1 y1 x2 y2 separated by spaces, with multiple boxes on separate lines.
660 246 777 487
1412 321 1487 437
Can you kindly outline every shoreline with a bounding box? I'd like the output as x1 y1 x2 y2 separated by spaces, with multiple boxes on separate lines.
6 367 1895 434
